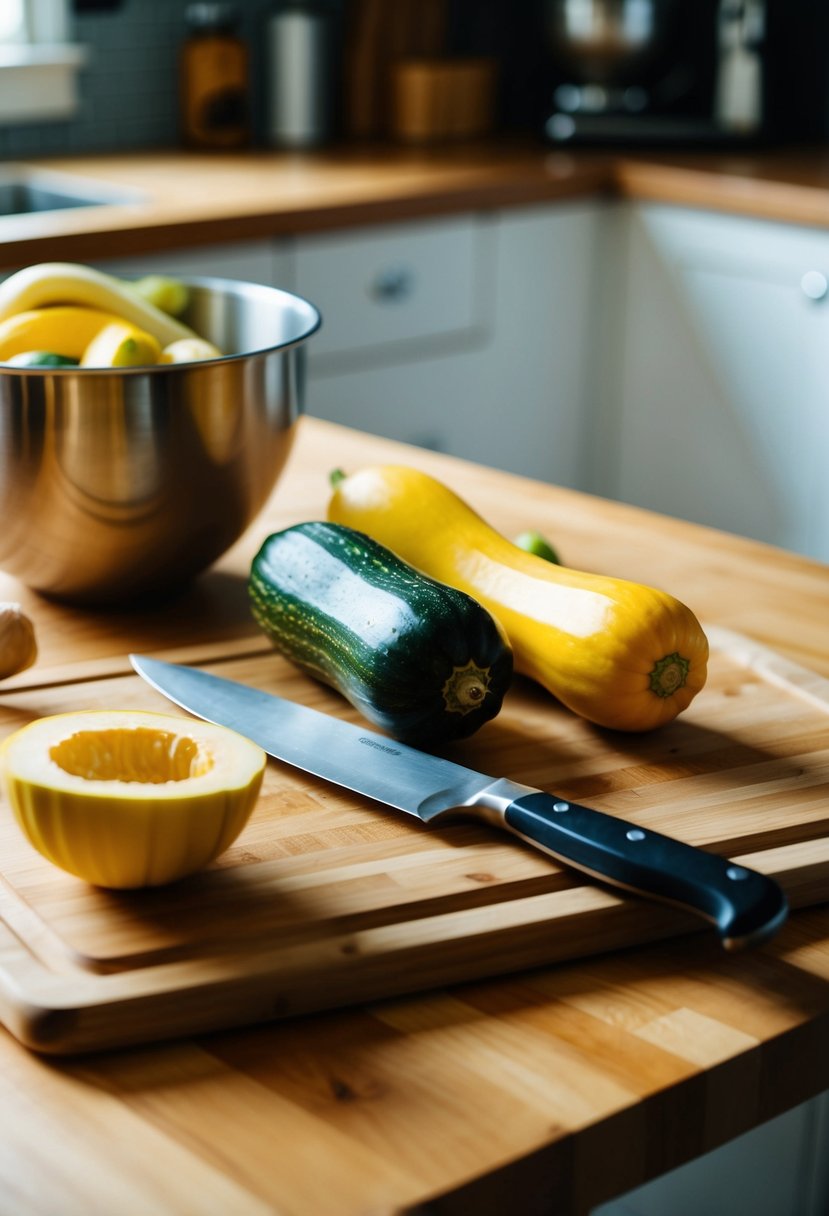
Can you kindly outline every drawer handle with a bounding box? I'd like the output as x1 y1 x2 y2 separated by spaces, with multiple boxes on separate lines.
800 270 828 301
370 266 415 303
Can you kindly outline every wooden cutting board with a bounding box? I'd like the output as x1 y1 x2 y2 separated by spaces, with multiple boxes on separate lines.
0 626 827 1055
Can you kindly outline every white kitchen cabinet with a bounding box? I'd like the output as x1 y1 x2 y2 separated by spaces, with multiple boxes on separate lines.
14 198 829 562
97 207 602 488
3 239 293 290
285 204 603 486
602 204 829 563
592 1090 829 1216
289 215 484 363
94 238 293 290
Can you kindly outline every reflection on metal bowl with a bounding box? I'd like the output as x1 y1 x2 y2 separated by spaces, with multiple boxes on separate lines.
0 276 321 604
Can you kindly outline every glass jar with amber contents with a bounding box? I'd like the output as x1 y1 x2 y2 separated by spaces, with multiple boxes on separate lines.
180 2 250 149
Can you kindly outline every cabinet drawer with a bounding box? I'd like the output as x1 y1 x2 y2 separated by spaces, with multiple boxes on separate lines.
293 215 485 363
94 239 291 288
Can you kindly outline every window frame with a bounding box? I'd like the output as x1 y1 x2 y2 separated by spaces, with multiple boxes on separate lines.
0 0 85 125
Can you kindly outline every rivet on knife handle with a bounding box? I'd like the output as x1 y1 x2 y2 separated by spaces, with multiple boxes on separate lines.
497 790 788 950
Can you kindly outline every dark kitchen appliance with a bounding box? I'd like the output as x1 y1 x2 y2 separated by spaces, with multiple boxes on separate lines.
542 0 769 146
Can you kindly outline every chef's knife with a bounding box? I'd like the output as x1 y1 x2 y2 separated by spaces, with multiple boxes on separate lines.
130 655 788 950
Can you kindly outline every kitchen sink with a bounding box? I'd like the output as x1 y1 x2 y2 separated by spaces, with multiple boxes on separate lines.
0 167 141 216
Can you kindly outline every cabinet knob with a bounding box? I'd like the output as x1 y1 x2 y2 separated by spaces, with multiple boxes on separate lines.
800 270 828 301
370 266 414 303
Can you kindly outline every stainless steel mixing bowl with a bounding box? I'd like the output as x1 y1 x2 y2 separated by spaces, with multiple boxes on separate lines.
0 276 321 604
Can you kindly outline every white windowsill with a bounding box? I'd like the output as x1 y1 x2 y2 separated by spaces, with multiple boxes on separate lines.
0 43 87 124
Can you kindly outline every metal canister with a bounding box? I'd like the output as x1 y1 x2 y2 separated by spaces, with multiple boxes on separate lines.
266 3 333 148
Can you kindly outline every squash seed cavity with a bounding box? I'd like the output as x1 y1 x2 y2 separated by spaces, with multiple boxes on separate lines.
49 727 213 784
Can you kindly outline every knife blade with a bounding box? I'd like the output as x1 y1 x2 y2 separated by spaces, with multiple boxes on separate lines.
130 655 788 951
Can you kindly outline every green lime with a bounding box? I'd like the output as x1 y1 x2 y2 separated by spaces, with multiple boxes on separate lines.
6 351 79 367
129 274 190 317
513 529 560 564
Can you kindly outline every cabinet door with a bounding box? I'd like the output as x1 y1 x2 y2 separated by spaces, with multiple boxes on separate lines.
301 203 601 487
592 1092 828 1216
613 206 829 562
292 215 484 365
678 263 826 560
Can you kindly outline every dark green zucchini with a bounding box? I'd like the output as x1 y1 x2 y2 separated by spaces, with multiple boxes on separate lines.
6 351 78 367
248 521 513 746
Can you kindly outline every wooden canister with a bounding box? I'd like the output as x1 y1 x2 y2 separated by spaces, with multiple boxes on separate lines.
391 58 498 144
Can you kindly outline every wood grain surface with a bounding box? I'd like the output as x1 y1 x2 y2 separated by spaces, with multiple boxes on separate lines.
0 628 827 1055
0 419 827 1215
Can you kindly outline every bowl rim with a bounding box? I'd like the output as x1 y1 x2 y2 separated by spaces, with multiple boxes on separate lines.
0 272 323 374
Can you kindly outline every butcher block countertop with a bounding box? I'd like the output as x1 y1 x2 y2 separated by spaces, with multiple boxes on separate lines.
6 141 829 267
0 418 827 1216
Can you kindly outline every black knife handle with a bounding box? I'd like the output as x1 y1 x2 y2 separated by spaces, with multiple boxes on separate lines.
504 792 788 950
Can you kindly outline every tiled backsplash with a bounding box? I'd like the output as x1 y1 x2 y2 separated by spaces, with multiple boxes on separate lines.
0 0 340 159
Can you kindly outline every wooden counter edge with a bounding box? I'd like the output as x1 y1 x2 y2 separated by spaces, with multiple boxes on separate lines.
4 145 829 267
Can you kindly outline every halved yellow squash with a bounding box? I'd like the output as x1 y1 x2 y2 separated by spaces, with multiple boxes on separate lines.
1 710 266 888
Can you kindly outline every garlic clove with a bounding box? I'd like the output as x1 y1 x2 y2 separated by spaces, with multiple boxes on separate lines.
0 603 37 680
